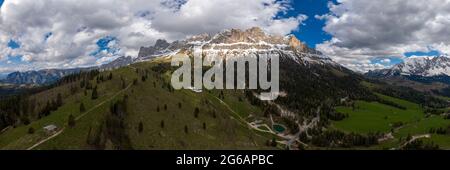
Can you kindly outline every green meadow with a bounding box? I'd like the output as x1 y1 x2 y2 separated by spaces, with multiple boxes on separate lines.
333 93 450 149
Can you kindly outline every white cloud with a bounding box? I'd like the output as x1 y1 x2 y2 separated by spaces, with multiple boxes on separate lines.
317 0 450 72
0 0 306 73
380 59 391 64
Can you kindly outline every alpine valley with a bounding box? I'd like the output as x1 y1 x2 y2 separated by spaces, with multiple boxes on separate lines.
1 28 449 150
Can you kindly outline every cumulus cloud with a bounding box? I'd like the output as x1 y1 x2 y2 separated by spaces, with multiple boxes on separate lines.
380 59 391 64
316 0 450 72
0 0 305 73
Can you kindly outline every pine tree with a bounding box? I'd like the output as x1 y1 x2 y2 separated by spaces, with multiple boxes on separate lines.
271 137 277 147
68 114 76 128
194 107 200 118
51 99 58 111
138 121 144 133
121 78 126 89
56 93 63 107
91 86 98 100
108 73 113 80
28 127 35 134
80 102 86 113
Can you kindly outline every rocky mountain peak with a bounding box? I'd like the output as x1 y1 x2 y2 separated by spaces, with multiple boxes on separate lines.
210 27 284 44
186 33 211 43
138 39 171 58
367 55 450 77
136 27 329 64
154 39 170 49
287 35 307 51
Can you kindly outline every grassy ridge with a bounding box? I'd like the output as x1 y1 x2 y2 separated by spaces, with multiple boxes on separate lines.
1 59 449 150
0 61 272 150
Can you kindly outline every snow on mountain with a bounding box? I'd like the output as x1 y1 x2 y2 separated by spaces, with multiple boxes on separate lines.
4 27 339 85
2 56 133 85
135 27 334 66
367 55 450 77
3 68 85 85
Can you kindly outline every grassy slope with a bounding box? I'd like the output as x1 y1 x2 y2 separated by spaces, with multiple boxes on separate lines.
333 93 450 149
1 60 448 150
334 93 423 133
123 62 269 149
0 60 272 150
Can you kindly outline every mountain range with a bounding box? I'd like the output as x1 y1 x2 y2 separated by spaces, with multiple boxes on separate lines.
363 55 450 99
1 27 331 85
0 56 133 85
5 28 450 95
366 55 450 78
1 27 449 150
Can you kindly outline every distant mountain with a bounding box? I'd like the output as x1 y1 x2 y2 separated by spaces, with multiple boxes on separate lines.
366 55 450 84
367 55 450 78
365 55 450 96
0 73 8 80
1 56 133 85
2 68 86 85
99 56 133 71
2 27 449 150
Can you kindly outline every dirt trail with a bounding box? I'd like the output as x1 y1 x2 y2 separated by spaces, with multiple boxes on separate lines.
398 134 431 149
27 128 65 150
26 81 133 150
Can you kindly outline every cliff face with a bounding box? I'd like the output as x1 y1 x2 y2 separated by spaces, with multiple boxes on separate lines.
136 27 322 62
138 39 171 58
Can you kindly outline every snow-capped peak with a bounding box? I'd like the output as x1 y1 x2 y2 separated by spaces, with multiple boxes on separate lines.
135 27 333 65
368 55 450 77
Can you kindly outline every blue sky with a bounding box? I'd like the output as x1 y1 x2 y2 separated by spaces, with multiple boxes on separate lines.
4 0 337 55
288 0 336 48
288 0 445 70
280 0 405 68
1 0 448 74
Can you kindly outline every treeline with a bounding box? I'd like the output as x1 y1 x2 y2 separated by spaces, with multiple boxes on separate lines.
55 70 100 87
0 70 102 130
373 84 448 108
0 95 33 129
300 129 381 148
429 125 450 135
0 93 63 129
86 95 132 149
402 139 440 150
37 93 64 118
373 98 407 110
431 86 450 98
274 56 376 119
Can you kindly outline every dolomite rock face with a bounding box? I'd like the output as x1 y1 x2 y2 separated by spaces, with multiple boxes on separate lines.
138 39 171 58
136 27 329 65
